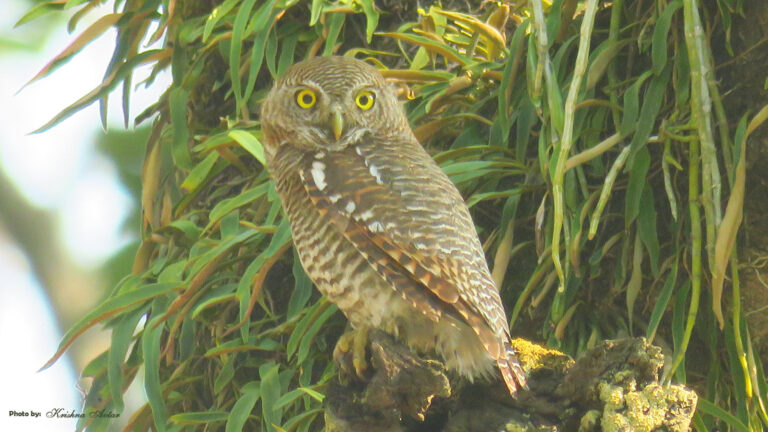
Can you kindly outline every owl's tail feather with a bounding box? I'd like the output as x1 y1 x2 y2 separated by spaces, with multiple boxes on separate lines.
497 339 527 397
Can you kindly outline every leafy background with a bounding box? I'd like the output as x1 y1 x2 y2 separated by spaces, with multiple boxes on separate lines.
12 0 768 431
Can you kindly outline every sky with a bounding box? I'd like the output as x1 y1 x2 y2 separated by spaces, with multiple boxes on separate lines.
0 1 167 430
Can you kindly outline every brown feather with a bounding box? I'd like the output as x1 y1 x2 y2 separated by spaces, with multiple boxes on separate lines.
261 56 527 397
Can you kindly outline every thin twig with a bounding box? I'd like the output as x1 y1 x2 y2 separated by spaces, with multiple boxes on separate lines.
565 132 621 171
550 0 600 290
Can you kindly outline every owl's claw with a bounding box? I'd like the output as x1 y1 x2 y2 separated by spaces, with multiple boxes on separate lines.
333 325 370 379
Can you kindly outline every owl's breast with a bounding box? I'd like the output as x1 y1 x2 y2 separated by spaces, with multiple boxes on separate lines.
271 163 397 328
267 144 497 381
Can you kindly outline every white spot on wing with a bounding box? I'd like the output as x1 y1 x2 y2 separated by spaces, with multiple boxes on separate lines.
368 221 384 232
369 163 384 184
329 193 342 203
345 201 356 214
311 161 327 190
355 145 385 184
359 210 374 221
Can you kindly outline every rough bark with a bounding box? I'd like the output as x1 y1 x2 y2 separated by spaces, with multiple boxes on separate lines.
325 333 697 432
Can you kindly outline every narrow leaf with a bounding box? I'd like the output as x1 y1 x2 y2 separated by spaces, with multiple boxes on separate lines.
226 382 261 432
229 130 265 165
652 1 682 75
40 282 180 371
22 13 122 90
144 299 169 432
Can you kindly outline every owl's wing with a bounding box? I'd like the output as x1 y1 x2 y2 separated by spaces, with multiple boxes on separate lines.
297 140 506 360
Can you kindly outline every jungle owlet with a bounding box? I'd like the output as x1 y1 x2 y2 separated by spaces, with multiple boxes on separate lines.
260 56 526 396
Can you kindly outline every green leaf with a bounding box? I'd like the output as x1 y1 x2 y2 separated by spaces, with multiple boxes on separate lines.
260 363 282 432
170 411 229 425
14 1 66 27
144 298 170 432
273 386 324 411
674 41 691 106
377 32 469 66
273 388 305 410
265 28 279 78
440 160 523 176
637 184 660 275
619 71 651 138
203 0 238 42
697 397 749 432
280 409 323 432
287 299 324 359
670 280 690 382
646 260 678 341
723 321 750 417
193 132 237 152
187 229 260 279
179 317 196 361
169 87 193 170
22 13 123 89
625 146 650 227
287 252 314 319
214 357 236 394
297 302 339 364
652 1 682 76
237 219 291 312
589 146 631 239
220 209 241 238
628 66 669 156
545 63 564 135
297 386 325 402
226 382 261 432
229 130 266 166
357 0 379 43
242 0 278 105
586 39 630 91
207 182 270 230
108 306 148 413
229 0 258 113
40 282 180 371
277 32 299 77
81 349 109 377
167 220 202 242
31 49 165 133
158 260 186 283
466 188 523 208
237 219 292 341
310 0 324 26
626 233 644 331
191 289 237 319
180 151 219 193
323 13 345 56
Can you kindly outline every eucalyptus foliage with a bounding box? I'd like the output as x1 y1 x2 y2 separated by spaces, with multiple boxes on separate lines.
23 0 768 430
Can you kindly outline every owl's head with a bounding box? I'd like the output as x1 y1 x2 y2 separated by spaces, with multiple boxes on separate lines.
260 56 407 160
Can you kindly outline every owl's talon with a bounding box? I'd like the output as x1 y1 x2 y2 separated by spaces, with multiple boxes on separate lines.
333 326 370 379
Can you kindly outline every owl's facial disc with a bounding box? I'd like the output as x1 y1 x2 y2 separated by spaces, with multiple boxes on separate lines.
262 56 405 158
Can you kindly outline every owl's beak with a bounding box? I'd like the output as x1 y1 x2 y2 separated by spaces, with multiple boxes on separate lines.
330 109 344 140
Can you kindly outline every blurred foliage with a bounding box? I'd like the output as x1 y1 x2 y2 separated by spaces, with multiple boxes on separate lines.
96 126 150 292
21 0 768 430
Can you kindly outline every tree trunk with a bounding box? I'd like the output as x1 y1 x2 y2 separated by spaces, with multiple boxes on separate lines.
325 334 697 432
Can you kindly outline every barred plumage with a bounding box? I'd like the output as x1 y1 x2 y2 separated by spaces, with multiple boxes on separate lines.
261 56 526 396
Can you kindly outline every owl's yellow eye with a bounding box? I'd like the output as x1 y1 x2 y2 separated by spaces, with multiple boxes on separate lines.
296 89 316 109
355 90 375 110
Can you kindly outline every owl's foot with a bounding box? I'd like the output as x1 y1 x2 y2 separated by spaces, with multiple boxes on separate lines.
333 325 370 379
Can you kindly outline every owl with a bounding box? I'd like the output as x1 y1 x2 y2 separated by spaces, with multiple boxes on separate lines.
260 56 526 396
